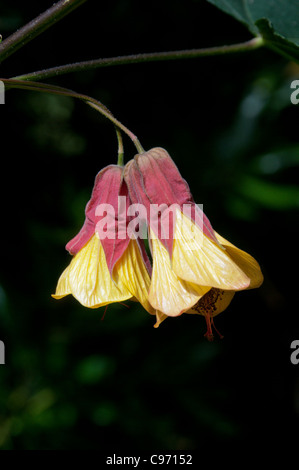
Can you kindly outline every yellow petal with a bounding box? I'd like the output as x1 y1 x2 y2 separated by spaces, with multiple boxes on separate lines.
148 229 210 316
113 239 156 315
52 234 132 308
154 310 168 328
214 232 263 289
172 210 250 290
51 264 71 299
188 288 235 317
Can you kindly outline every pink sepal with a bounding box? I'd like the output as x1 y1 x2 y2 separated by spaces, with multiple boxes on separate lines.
124 148 217 257
66 165 130 276
100 180 131 276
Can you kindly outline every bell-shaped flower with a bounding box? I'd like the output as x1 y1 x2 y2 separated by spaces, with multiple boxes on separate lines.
124 147 263 337
52 164 156 318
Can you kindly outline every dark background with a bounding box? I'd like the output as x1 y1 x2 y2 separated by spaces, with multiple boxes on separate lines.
0 0 298 452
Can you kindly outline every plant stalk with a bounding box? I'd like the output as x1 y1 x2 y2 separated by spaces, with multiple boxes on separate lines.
1 78 142 152
12 37 264 81
0 0 88 64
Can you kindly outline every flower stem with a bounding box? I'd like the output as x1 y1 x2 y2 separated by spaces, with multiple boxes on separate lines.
132 138 145 154
1 78 143 153
12 37 264 82
0 0 88 64
115 127 124 166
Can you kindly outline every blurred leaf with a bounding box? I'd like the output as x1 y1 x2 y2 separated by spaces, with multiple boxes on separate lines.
24 94 86 156
253 146 299 175
207 0 299 62
26 389 56 416
237 175 299 210
179 390 239 437
92 402 117 426
225 195 259 221
0 284 10 327
75 355 115 384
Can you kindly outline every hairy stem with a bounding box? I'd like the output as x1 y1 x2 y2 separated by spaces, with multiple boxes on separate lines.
12 37 264 81
1 78 142 152
115 127 124 166
0 0 88 64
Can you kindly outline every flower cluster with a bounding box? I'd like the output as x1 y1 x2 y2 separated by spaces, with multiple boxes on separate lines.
52 148 263 339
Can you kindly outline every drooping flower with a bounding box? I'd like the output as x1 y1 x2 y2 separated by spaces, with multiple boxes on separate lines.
53 147 263 340
124 147 263 338
52 164 157 318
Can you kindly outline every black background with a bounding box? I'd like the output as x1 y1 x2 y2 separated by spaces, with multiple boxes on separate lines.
0 0 298 453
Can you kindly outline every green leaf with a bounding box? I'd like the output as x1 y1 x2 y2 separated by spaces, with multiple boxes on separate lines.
207 0 299 62
206 0 258 34
256 18 299 62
